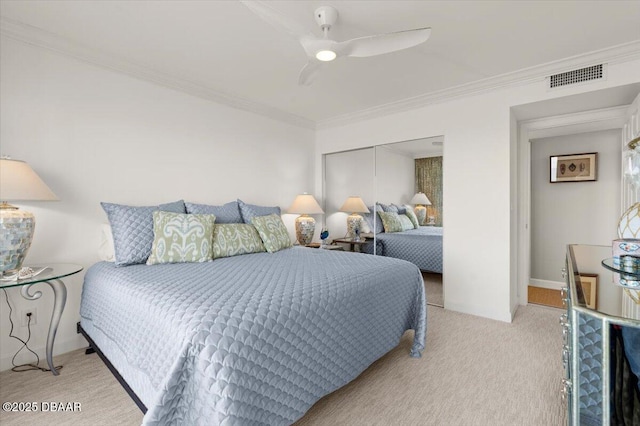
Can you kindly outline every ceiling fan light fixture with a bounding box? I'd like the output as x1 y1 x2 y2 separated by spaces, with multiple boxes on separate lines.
315 50 336 62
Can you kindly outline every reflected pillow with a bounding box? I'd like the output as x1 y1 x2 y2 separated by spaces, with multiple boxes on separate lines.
364 204 385 234
237 199 281 224
379 203 399 213
403 205 420 229
213 223 266 259
101 200 186 266
392 203 407 215
399 214 414 231
147 212 216 265
378 211 404 233
251 214 292 253
185 201 242 224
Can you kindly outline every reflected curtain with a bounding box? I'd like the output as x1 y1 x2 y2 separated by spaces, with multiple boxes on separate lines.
415 157 443 226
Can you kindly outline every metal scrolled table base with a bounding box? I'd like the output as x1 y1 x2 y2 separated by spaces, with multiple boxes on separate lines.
20 279 67 375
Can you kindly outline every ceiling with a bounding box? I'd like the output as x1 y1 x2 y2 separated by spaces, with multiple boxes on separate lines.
1 1 639 126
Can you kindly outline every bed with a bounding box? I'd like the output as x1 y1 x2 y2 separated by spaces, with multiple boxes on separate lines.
79 246 426 425
368 226 443 273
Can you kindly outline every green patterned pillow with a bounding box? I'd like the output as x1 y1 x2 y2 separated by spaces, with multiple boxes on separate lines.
147 212 215 265
399 214 414 231
251 214 292 253
213 223 266 259
378 211 404 233
403 205 420 229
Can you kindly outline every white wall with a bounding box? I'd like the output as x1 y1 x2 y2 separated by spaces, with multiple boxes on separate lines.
324 148 375 239
0 37 315 371
316 57 640 322
375 145 415 205
530 130 621 283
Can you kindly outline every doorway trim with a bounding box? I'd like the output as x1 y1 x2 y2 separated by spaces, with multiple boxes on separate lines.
517 105 629 305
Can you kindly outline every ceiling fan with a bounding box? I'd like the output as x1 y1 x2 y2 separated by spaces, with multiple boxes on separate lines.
240 1 431 86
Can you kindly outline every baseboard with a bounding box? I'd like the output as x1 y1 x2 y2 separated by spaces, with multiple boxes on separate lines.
529 278 565 291
445 300 513 323
0 334 87 372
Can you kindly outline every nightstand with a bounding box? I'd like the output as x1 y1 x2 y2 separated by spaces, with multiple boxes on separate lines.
306 243 344 251
332 238 369 252
0 264 83 375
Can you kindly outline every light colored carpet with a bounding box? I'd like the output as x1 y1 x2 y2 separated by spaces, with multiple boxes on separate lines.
422 272 443 307
0 305 566 426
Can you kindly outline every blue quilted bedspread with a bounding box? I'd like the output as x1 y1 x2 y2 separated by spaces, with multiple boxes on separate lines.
80 247 426 425
375 226 443 273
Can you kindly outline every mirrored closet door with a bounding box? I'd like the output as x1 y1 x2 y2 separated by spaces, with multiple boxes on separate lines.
323 147 375 244
374 137 444 307
322 139 444 307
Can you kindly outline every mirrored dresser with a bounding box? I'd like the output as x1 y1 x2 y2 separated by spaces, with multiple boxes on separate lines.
563 245 640 425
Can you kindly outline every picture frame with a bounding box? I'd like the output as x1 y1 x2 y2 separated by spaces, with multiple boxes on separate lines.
578 274 598 309
550 152 597 182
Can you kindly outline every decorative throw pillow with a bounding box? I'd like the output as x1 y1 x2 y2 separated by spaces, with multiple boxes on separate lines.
403 205 420 229
101 200 186 266
399 214 414 231
251 214 292 253
147 212 216 265
364 205 385 234
379 203 399 213
237 199 281 224
392 203 407 215
378 211 404 233
185 201 242 224
213 223 266 259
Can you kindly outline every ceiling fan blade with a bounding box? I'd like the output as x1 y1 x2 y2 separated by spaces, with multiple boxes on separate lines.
339 27 431 58
240 1 315 40
298 61 324 86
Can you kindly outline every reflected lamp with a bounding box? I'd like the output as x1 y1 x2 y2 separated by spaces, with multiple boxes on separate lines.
410 192 431 225
339 196 370 241
0 158 58 276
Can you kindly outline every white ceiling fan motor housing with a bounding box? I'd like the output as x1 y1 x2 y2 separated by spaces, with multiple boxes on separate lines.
314 6 338 31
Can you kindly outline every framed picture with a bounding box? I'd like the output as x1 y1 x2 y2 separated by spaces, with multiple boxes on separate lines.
550 152 597 182
578 274 597 309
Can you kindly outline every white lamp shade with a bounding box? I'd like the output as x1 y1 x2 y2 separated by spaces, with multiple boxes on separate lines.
288 193 324 215
410 192 431 206
0 159 58 201
339 196 370 214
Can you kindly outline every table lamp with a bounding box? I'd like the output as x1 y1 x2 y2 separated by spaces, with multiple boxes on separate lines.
288 193 324 245
340 196 370 241
0 158 58 276
410 192 431 225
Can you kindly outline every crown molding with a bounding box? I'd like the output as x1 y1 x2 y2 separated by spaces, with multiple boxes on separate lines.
0 17 315 130
317 40 640 129
522 105 629 140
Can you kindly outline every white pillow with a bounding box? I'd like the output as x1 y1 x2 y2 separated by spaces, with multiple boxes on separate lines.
360 216 371 234
98 223 115 262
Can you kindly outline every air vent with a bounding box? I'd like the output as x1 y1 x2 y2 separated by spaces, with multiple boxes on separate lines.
549 64 604 89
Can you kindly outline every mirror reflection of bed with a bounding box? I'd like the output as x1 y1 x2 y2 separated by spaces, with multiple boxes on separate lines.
375 137 444 307
323 137 444 308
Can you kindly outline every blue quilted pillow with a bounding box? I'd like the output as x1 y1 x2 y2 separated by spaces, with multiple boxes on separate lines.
185 201 242 224
392 203 407 215
379 203 399 213
101 200 186 266
237 199 281 224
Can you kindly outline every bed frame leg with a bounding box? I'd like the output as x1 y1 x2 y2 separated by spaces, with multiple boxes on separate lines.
77 321 96 354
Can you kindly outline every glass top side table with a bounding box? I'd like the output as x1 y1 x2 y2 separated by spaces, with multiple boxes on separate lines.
0 264 83 375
